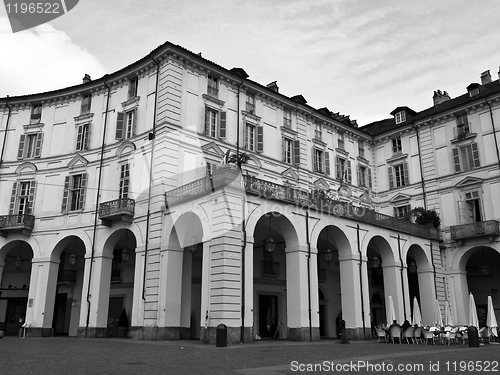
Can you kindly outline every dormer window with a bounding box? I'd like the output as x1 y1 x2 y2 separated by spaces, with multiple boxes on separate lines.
395 111 406 124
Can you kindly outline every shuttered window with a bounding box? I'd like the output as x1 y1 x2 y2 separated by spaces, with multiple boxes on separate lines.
8 180 37 216
452 143 480 173
388 162 409 189
358 165 372 188
116 110 136 140
394 204 411 219
17 132 43 160
119 164 130 200
76 123 90 151
61 174 87 212
336 156 351 182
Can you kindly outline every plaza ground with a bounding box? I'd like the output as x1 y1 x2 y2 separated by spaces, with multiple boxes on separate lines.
0 336 498 374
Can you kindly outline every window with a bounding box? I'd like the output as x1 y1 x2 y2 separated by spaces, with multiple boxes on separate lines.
245 124 256 151
61 174 87 212
395 111 406 124
458 191 482 223
17 132 43 160
394 204 411 219
335 156 351 182
283 109 292 128
204 107 226 139
358 140 364 158
388 163 409 189
282 137 300 165
338 132 345 150
452 143 480 173
81 94 92 114
357 165 372 188
313 148 330 174
246 93 255 113
392 137 402 154
119 164 130 200
76 123 90 151
128 77 138 99
206 162 218 176
207 75 218 97
314 123 322 140
30 105 42 125
455 114 470 137
8 181 36 216
116 110 136 140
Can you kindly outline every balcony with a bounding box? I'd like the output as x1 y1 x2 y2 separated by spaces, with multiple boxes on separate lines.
0 214 35 237
450 220 500 243
99 198 135 226
261 261 280 276
57 270 77 284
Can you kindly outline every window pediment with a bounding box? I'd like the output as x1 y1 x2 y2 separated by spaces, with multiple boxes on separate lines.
74 112 94 125
281 167 299 181
116 140 136 159
242 110 261 123
68 154 89 171
386 153 408 164
16 162 37 176
313 177 330 190
389 193 411 203
202 142 225 158
203 94 225 110
455 176 483 188
121 96 140 112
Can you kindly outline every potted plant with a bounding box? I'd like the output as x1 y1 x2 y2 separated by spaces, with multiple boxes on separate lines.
117 307 129 338
411 207 441 229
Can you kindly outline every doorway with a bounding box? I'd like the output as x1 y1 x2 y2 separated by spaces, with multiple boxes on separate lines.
259 294 278 338
106 297 124 338
52 293 70 335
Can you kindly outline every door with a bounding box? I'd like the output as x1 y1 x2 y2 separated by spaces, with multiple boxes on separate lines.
259 295 278 338
52 293 68 335
106 297 123 338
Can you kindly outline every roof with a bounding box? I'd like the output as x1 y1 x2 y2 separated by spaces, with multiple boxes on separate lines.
360 79 500 136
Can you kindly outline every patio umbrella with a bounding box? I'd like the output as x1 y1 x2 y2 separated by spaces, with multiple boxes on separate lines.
411 297 422 326
468 293 479 328
434 299 443 327
487 296 498 337
386 295 396 324
445 300 454 326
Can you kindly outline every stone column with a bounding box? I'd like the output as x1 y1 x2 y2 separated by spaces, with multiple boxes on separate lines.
382 260 405 323
285 245 319 341
77 253 112 338
180 250 192 339
199 240 211 343
242 237 254 343
130 245 145 338
416 265 436 325
25 257 59 337
448 269 468 325
338 253 370 339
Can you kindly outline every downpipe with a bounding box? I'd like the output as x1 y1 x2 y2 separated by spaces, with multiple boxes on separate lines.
357 224 366 340
397 234 407 321
306 211 312 342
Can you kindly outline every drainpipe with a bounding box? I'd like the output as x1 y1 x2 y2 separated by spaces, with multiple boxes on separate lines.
485 100 500 170
86 76 111 338
430 242 437 297
306 211 312 341
236 81 243 165
0 97 12 170
142 54 160 301
411 125 427 209
357 224 366 340
397 234 407 321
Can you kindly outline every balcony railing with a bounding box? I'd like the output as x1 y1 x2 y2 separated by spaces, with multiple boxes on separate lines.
99 198 135 224
57 270 77 283
261 261 280 276
0 214 35 236
450 220 500 241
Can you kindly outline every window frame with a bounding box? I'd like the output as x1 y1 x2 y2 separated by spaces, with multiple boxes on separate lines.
119 163 130 200
283 109 292 128
388 162 409 189
204 106 226 139
76 122 90 151
338 132 345 150
81 94 92 115
207 75 218 97
392 136 402 154
116 110 137 140
128 77 138 99
452 143 480 173
246 92 255 113
61 173 87 213
394 204 411 219
395 111 406 124
17 132 43 160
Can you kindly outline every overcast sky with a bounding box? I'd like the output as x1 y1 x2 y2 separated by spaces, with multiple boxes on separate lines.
1 0 500 126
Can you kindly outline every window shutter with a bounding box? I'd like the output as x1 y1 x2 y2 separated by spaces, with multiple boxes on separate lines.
34 132 43 158
282 138 286 162
452 148 461 172
357 165 362 187
84 123 90 150
204 108 209 135
78 173 87 210
324 151 330 175
347 160 352 183
457 201 468 224
61 176 70 212
368 168 372 189
76 124 83 151
393 207 398 217
403 162 409 186
388 167 394 189
219 111 226 139
131 110 137 137
313 147 318 172
17 134 26 159
293 140 301 165
336 156 341 179
27 180 37 214
116 112 124 139
257 126 264 152
471 143 480 168
9 182 18 215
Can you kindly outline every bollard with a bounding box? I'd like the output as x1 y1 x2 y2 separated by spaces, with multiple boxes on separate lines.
216 323 227 347
468 326 480 347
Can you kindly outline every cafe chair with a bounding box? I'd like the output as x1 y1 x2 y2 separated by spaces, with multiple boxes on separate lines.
413 326 422 344
402 326 414 344
390 326 402 344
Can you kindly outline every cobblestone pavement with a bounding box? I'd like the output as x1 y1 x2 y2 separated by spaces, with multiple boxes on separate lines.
0 337 498 374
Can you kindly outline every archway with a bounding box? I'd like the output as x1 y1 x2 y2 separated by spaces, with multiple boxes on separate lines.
0 240 33 336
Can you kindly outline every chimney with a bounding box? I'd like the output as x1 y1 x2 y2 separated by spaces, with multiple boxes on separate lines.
82 74 92 83
266 81 279 93
433 89 451 106
481 70 491 85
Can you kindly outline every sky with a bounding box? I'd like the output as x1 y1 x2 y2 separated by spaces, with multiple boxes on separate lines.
1 0 500 126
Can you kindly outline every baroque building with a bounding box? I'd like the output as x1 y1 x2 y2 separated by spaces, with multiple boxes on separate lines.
0 41 497 343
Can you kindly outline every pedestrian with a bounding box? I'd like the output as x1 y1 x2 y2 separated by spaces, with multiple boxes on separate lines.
336 311 342 339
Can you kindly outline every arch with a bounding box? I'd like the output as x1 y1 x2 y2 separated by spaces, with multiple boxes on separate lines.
0 237 37 261
366 235 395 264
47 229 92 260
116 140 136 159
16 162 37 176
252 212 299 250
167 211 204 250
246 209 300 249
312 224 352 258
102 228 138 258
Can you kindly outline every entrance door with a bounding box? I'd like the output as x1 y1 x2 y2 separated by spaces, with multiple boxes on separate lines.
259 295 278 338
106 297 123 338
52 293 68 335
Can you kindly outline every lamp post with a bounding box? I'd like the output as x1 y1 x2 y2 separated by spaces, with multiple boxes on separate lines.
69 254 77 267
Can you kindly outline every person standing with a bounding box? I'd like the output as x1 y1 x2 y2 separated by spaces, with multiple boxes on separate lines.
336 311 343 339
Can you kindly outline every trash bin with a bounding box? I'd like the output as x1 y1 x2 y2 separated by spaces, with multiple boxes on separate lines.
468 326 480 347
216 323 227 347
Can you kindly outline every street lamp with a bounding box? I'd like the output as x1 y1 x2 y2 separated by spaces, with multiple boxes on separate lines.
15 257 23 270
69 254 78 267
408 260 417 274
372 256 380 269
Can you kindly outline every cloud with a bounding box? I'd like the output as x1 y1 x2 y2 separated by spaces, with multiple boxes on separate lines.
0 16 107 97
